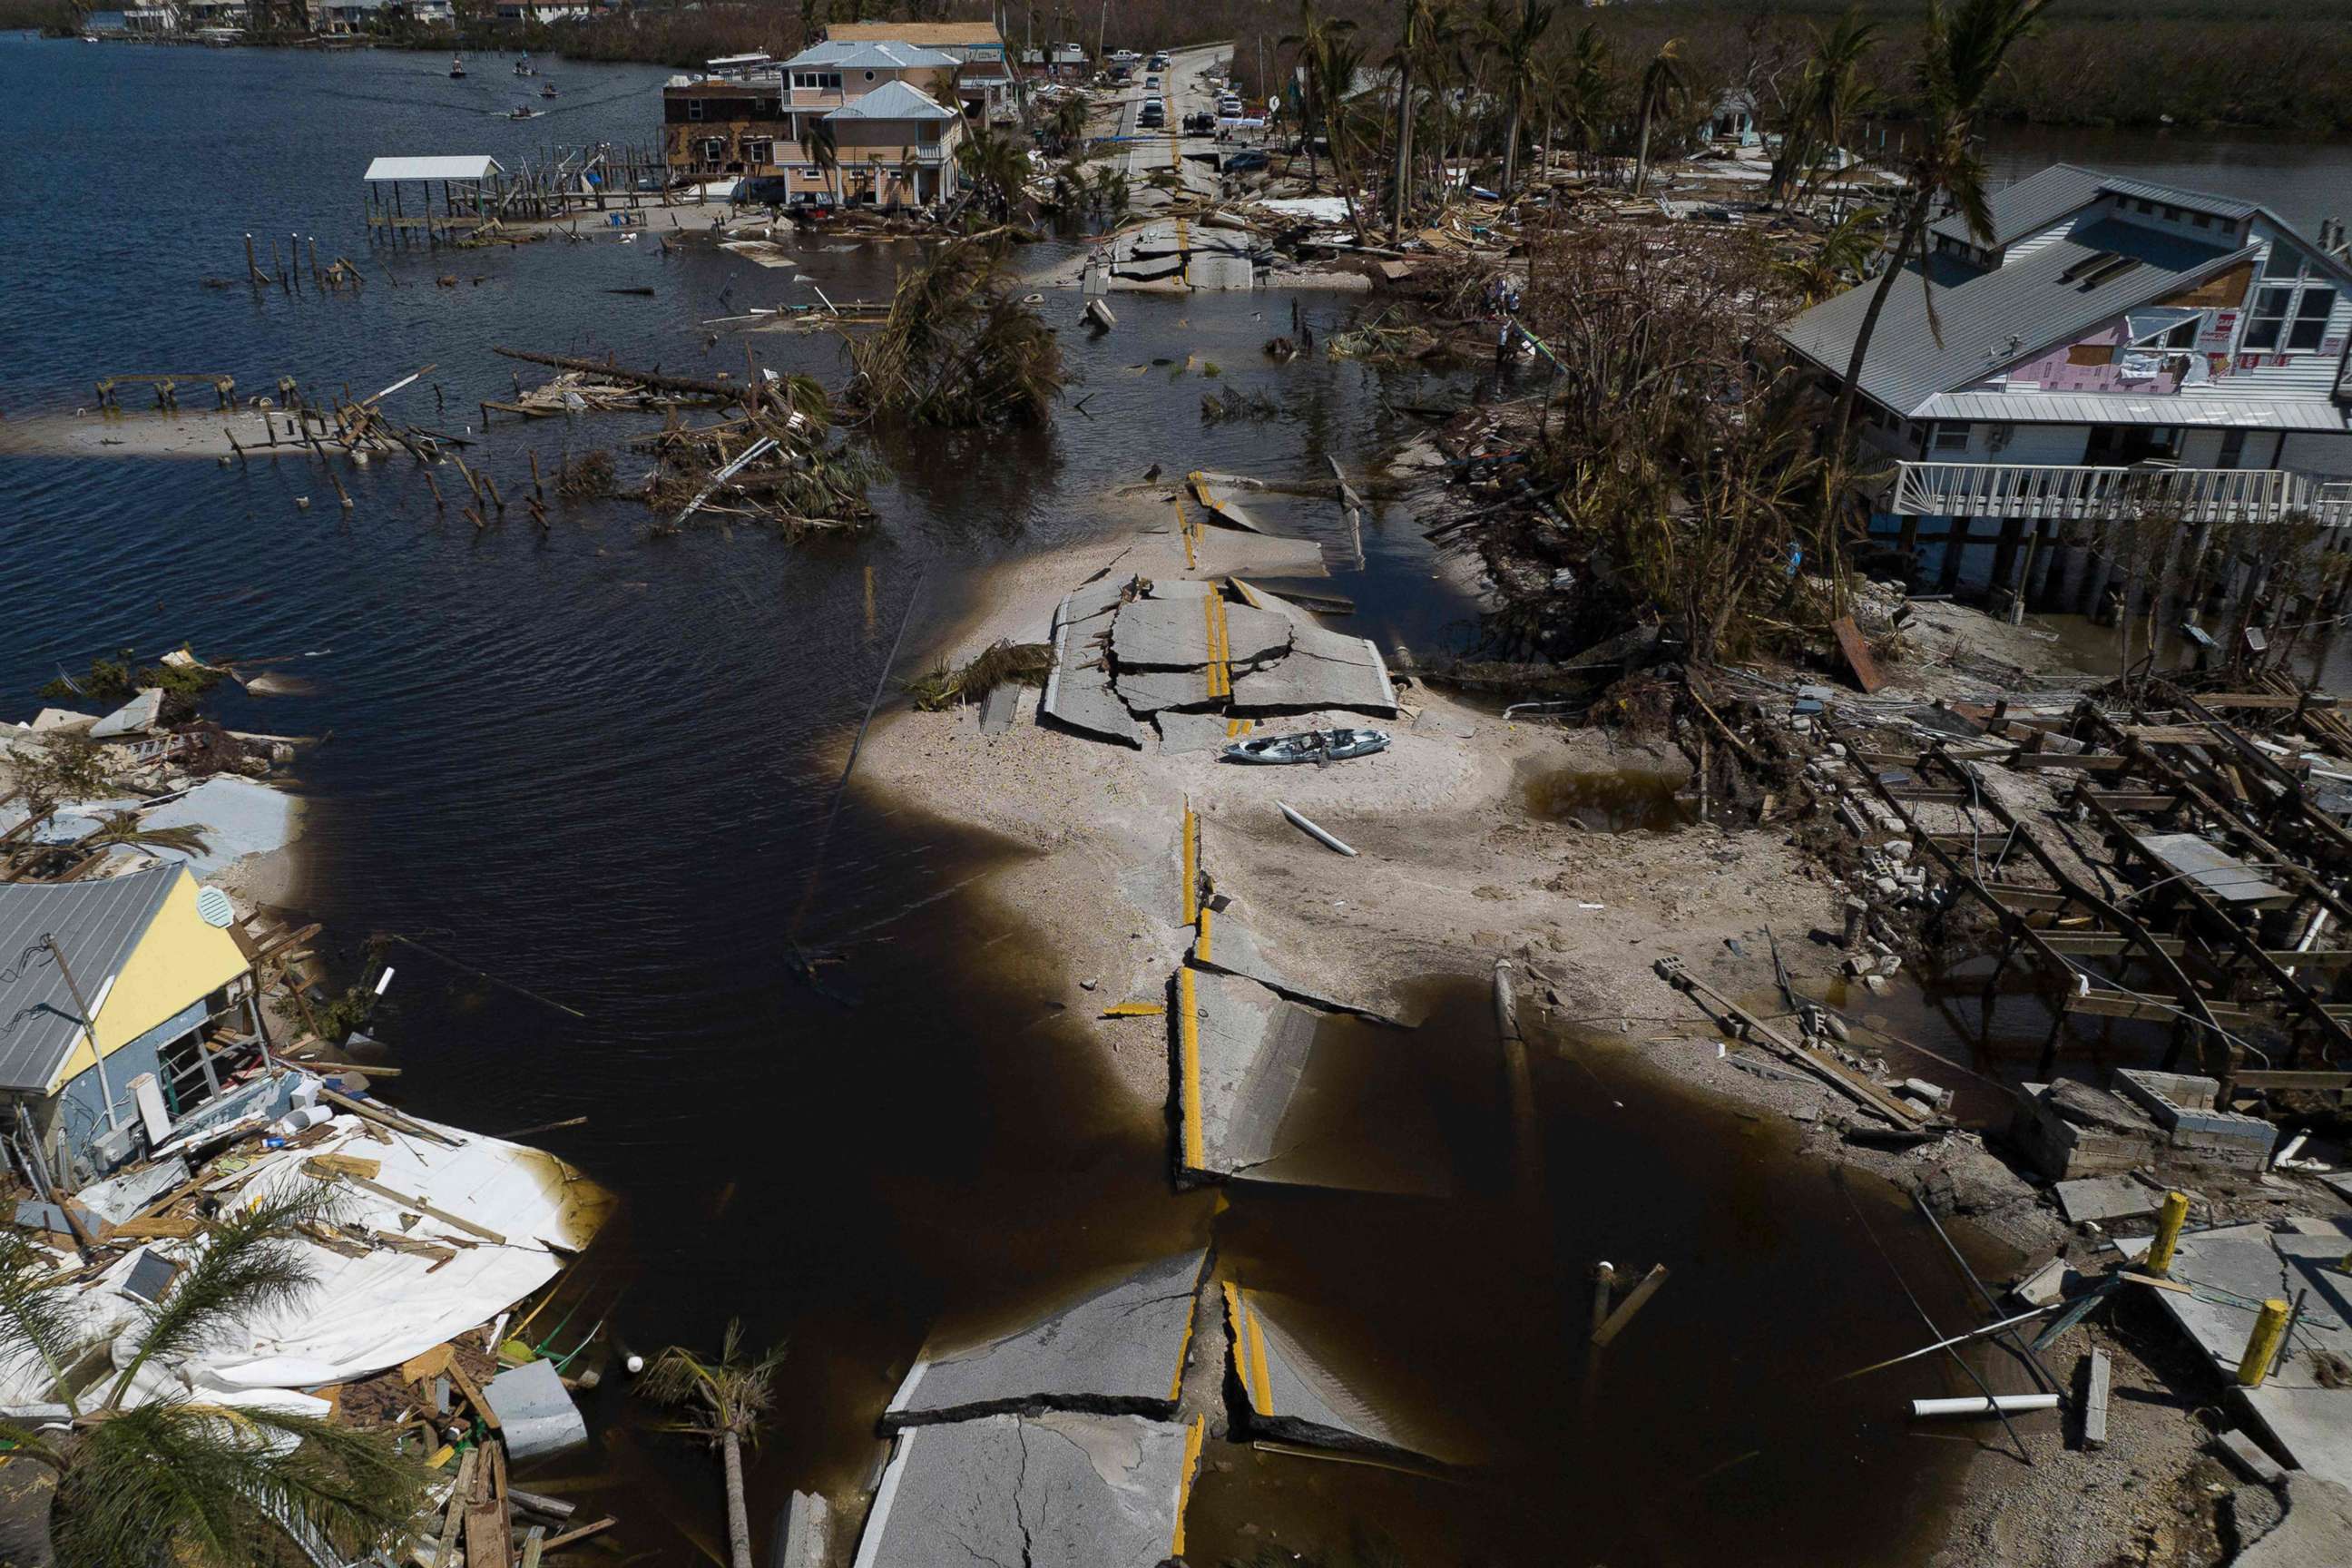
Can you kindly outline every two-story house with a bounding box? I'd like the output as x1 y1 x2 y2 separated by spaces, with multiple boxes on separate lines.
821 19 1015 123
662 42 965 208
1779 164 2352 593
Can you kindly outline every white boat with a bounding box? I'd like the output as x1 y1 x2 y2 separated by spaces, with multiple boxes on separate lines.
1222 728 1391 765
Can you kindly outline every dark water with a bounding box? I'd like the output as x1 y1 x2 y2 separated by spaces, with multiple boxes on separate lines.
1982 123 2352 231
0 38 2028 1567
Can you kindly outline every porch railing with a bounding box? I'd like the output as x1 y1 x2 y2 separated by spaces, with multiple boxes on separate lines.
1890 462 2352 528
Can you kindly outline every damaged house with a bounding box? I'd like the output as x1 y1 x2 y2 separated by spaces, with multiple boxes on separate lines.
0 865 267 1190
1779 165 2352 592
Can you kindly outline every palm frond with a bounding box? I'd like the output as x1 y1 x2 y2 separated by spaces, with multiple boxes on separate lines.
55 1401 425 1568
0 1231 87 1416
109 1187 338 1410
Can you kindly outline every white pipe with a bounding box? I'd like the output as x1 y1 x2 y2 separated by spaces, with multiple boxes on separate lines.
1912 1395 2060 1419
374 966 396 996
1278 801 1357 857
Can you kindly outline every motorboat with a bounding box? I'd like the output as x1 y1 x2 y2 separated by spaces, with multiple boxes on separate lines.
449 55 466 77
514 55 535 76
508 106 541 120
1221 728 1391 765
540 83 558 98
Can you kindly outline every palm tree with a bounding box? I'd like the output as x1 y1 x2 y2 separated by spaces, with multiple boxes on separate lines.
1769 7 1884 208
1555 22 1611 178
1485 0 1557 195
1630 37 1690 196
1387 0 1442 240
1279 0 1357 191
0 1191 426 1566
1823 0 2053 462
1309 27 1373 240
807 116 842 207
1777 204 1887 305
1048 91 1087 155
640 1321 787 1568
955 127 1026 220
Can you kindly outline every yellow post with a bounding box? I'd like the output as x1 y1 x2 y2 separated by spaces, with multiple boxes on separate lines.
2237 1298 2292 1387
2146 1191 2190 1277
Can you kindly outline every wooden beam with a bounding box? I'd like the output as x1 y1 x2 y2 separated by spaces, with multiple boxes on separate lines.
2231 1069 2352 1091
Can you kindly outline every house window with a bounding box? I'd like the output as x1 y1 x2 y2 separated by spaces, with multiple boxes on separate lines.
2163 318 2200 348
2134 199 2154 215
2191 212 2211 229
686 99 704 122
2218 428 2248 470
1931 423 1972 453
793 71 843 91
743 138 774 164
2245 286 2295 349
2265 243 2306 278
701 138 726 164
863 69 876 81
2289 288 2337 352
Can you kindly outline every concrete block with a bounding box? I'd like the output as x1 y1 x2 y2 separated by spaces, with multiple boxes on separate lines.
2083 1350 2112 1451
482 1357 587 1462
2214 1428 2288 1486
770 1490 829 1568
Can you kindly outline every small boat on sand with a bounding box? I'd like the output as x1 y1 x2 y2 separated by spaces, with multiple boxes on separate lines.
1222 727 1391 765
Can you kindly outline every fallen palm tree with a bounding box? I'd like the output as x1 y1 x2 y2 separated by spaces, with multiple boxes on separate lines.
840 237 1068 427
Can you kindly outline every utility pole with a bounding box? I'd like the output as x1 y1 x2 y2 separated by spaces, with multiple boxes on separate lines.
1096 0 1106 67
42 936 120 1133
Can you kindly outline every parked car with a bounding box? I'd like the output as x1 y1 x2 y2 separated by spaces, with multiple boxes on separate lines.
1220 149 1269 173
1218 95 1243 116
1138 102 1165 128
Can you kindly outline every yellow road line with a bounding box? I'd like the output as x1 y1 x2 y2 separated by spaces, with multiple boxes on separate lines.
1168 1284 1200 1402
1245 1291 1273 1414
1178 965 1204 1170
1174 495 1196 569
1180 801 1199 925
1202 593 1230 699
1220 1280 1246 1386
1101 1001 1166 1018
1197 902 1214 964
1171 1413 1207 1554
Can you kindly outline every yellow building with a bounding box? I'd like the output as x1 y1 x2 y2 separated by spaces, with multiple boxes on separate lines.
0 864 260 1185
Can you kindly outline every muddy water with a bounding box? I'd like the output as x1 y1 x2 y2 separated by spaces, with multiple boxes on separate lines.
0 36 2004 1567
1521 764 1697 834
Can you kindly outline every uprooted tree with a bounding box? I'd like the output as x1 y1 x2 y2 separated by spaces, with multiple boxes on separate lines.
840 235 1070 428
1510 220 1827 666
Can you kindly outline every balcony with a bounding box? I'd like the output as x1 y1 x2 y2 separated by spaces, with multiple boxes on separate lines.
1889 462 2352 528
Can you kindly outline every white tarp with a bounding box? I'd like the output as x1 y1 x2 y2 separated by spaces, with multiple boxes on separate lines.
0 1084 611 1416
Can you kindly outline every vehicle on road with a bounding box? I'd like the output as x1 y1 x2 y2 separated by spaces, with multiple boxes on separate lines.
1137 102 1165 128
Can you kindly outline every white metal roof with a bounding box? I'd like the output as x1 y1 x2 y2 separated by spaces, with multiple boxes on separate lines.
364 155 505 182
1917 391 2352 432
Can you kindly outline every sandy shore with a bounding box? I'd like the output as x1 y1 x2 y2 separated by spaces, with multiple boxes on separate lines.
861 491 1849 1115
0 407 314 461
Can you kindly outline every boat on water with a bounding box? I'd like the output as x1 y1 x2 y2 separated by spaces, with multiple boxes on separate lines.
449 55 466 77
1222 728 1391 765
508 106 541 120
540 83 558 98
514 55 535 76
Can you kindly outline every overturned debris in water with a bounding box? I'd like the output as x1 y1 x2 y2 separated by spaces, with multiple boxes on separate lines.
1221 1281 1443 1465
843 235 1068 428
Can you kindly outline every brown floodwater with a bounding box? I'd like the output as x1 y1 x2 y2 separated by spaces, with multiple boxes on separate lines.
1520 765 1697 834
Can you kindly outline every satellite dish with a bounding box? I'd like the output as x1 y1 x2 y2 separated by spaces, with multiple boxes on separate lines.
195 886 235 928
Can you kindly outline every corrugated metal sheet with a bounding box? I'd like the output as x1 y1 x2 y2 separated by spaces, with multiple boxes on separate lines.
1916 391 2348 432
1779 218 2250 416
364 155 504 182
784 40 957 69
1929 163 2104 250
823 80 956 120
0 867 179 1093
2099 173 2260 221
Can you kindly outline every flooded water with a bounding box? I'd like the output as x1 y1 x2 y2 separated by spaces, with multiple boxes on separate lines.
1982 124 2352 232
0 36 2051 1566
1521 764 1696 834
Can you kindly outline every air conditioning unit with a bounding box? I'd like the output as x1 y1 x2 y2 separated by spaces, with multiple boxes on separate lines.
1987 424 2016 453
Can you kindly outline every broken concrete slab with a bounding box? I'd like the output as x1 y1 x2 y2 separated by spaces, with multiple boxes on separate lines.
1190 910 1396 1024
2233 1474 2352 1568
1114 666 1218 713
883 1250 1210 1427
2056 1176 2163 1226
1111 597 1292 671
772 1490 830 1568
1180 968 1318 1184
978 681 1022 735
1055 576 1132 631
1221 1282 1439 1465
1155 710 1240 756
2141 1221 2352 1492
1044 613 1142 748
1189 473 1266 533
1229 624 1398 714
850 1412 1200 1568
